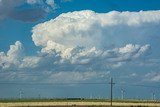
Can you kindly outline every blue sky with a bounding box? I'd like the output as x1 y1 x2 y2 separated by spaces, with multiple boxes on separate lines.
0 0 160 99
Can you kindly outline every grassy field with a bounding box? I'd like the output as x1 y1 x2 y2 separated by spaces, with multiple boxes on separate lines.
0 99 107 103
0 98 159 103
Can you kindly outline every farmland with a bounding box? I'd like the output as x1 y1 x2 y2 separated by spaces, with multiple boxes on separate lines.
0 99 160 107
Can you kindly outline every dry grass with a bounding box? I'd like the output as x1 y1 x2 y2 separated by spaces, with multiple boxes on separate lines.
0 102 160 107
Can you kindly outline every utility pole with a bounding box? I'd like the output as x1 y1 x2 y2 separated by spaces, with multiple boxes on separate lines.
121 89 125 100
109 77 115 106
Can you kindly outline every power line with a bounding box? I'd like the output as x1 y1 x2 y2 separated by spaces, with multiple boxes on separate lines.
0 82 108 85
116 83 160 89
0 81 159 89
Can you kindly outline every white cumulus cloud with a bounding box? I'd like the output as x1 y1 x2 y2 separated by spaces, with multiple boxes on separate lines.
32 10 160 48
0 41 24 69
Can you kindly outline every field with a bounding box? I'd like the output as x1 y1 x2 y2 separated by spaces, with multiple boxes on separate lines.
0 99 160 107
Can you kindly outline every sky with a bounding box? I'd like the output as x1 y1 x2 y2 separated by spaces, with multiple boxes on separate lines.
0 0 160 99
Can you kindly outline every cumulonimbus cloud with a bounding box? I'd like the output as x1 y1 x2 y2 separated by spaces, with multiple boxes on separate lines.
31 10 160 70
1 10 160 82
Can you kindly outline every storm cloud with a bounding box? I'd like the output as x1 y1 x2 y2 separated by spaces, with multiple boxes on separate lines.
0 0 57 22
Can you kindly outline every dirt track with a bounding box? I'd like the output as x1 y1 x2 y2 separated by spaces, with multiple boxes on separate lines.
0 102 160 107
